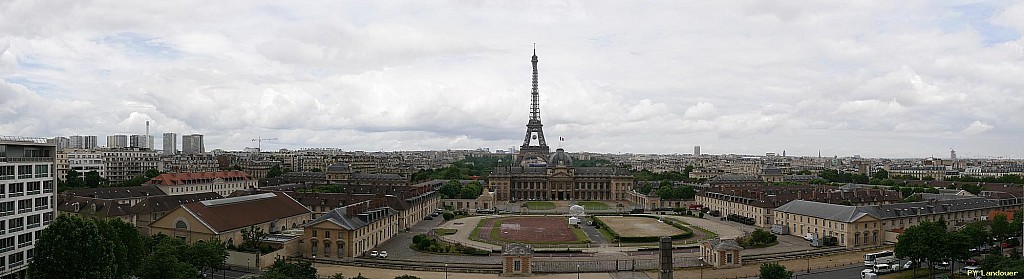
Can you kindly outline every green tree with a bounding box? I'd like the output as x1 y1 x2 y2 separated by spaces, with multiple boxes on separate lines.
256 259 318 279
992 214 1011 240
84 170 105 187
959 222 990 248
144 168 162 179
267 165 284 178
184 238 229 273
896 221 947 277
29 215 120 279
759 262 793 279
439 180 461 199
240 225 269 253
138 236 197 279
872 169 889 180
61 169 85 191
459 184 481 199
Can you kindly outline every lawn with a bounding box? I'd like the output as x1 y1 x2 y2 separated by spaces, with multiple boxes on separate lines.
525 201 556 210
576 201 609 210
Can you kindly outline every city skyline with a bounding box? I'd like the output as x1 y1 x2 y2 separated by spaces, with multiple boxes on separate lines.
2 2 1023 158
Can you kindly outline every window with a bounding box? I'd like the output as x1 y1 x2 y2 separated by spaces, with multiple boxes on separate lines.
42 212 53 225
26 182 40 195
9 217 22 233
34 165 49 178
325 231 331 238
8 183 23 197
175 220 188 230
17 199 31 214
8 252 23 267
17 233 31 248
337 242 344 257
324 242 331 257
0 166 12 180
727 253 733 263
0 202 12 216
27 215 40 229
514 260 522 271
0 237 9 253
311 241 318 255
35 197 48 211
312 230 318 238
17 166 32 179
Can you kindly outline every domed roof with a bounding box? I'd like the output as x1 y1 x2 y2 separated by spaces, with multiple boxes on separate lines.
549 148 573 167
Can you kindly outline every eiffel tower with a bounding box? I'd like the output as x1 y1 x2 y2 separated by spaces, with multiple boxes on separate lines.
517 46 550 165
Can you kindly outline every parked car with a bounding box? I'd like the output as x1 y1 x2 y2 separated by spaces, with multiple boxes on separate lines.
861 269 877 279
804 233 815 241
935 261 951 270
872 263 897 274
378 251 388 258
370 250 378 258
424 216 433 220
958 265 980 275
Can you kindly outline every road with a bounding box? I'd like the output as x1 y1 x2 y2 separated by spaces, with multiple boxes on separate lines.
205 269 254 279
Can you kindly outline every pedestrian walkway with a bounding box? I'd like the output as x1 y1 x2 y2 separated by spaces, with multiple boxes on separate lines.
314 263 649 279
643 248 883 278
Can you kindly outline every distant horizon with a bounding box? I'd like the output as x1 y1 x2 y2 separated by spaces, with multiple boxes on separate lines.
3 2 1022 159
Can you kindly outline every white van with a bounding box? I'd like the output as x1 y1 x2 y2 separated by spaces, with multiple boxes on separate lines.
872 263 894 274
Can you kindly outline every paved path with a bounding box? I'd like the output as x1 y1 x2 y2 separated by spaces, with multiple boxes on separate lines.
314 263 651 279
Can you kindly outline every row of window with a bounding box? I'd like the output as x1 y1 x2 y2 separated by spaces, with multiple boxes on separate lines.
0 165 52 180
0 213 51 235
0 197 52 216
167 183 252 194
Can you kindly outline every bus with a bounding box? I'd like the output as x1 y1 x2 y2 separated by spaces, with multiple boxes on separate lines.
864 250 895 266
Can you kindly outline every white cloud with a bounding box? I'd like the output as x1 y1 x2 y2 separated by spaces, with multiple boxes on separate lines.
0 1 1021 157
962 121 994 135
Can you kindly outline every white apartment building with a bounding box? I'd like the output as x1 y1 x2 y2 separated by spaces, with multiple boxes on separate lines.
0 137 57 279
55 149 106 181
101 148 161 183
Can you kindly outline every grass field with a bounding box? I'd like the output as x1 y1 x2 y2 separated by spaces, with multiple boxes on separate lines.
576 201 609 210
524 201 556 210
597 216 685 238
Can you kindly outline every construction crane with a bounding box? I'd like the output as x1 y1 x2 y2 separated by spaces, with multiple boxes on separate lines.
252 137 278 152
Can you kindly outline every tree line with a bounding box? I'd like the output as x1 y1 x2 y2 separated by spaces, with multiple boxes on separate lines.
895 211 1024 278
58 168 163 192
30 214 227 279
438 180 485 199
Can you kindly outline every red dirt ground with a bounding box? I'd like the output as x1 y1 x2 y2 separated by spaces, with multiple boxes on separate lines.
477 216 579 243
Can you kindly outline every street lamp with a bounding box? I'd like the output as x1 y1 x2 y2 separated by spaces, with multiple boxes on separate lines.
577 264 580 279
698 257 704 279
445 263 448 279
806 254 811 274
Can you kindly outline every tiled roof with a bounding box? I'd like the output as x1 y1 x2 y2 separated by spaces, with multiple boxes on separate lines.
776 196 1001 223
147 171 252 186
64 185 166 200
306 205 397 230
56 195 134 217
774 200 869 223
180 192 310 233
130 192 222 214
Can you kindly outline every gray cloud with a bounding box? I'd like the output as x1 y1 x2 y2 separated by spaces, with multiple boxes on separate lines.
1 1 1022 158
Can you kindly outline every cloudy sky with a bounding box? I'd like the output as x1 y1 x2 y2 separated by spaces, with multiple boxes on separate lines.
2 1 1023 158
